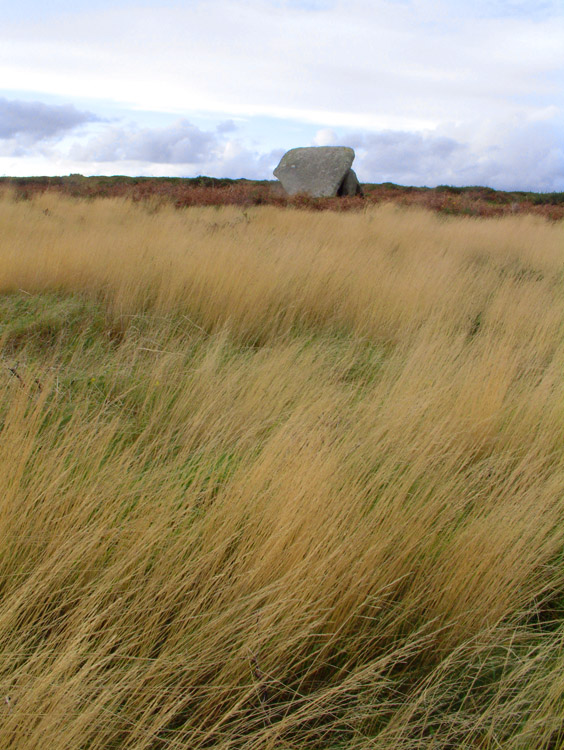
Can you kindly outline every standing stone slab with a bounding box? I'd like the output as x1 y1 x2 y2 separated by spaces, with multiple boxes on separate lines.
273 146 355 198
338 169 363 197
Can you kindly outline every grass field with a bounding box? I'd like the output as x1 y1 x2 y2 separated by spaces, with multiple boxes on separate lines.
1 191 564 748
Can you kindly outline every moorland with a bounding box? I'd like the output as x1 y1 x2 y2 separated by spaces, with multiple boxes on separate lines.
2 174 564 220
1 187 564 748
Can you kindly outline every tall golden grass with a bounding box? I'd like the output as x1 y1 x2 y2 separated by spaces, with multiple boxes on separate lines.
1 191 564 748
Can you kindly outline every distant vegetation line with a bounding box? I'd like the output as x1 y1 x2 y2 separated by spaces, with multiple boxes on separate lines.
1 174 563 219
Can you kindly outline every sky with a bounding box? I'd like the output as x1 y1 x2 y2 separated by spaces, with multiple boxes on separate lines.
1 0 563 190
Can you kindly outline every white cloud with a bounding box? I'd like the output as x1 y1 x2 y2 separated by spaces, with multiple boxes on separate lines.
2 1 562 129
0 1 562 188
69 120 218 164
313 128 338 146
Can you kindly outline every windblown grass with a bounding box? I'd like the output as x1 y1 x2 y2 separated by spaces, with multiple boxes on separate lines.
1 192 564 748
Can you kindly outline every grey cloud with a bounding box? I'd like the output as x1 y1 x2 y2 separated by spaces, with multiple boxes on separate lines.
349 130 467 186
66 119 281 179
216 119 238 134
455 122 564 192
211 146 285 180
348 123 564 191
28 107 563 191
0 98 99 141
70 120 219 164
68 120 284 180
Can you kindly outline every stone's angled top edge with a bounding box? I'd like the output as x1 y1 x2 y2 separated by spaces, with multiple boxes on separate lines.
282 146 355 159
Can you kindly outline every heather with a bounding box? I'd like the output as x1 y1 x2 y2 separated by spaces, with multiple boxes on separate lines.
2 175 563 220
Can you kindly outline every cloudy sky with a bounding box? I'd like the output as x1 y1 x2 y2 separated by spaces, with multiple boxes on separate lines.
1 0 563 190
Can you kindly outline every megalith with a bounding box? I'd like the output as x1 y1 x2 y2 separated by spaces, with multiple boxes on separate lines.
273 146 357 198
338 168 363 197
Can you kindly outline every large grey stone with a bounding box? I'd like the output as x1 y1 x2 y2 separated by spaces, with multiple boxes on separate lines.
338 169 363 197
273 146 355 198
